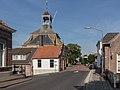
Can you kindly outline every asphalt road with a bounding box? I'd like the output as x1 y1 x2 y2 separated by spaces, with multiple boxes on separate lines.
4 71 89 90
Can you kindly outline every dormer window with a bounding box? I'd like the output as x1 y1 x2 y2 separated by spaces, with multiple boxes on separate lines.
13 55 26 60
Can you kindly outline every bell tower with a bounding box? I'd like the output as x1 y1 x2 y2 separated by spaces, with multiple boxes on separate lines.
42 0 52 28
22 0 63 48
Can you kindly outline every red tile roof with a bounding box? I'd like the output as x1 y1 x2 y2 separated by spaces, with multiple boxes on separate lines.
33 45 62 59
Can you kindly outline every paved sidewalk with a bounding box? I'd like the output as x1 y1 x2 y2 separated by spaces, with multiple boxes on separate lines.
65 64 90 72
0 74 24 83
0 74 31 88
76 70 114 90
84 70 113 90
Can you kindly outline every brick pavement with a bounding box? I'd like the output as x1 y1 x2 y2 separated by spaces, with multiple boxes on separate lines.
65 64 90 72
84 70 113 90
65 66 120 90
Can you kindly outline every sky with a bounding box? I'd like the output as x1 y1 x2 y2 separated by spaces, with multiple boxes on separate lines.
0 0 120 55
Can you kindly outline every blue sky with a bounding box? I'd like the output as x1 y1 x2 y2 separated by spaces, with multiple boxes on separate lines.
0 0 120 55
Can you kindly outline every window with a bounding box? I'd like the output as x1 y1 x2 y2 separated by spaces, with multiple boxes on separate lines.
23 55 26 60
117 54 120 73
118 61 120 71
118 54 120 60
20 55 23 59
50 60 54 68
13 55 26 60
20 55 26 60
38 60 41 68
15 55 18 60
0 43 3 66
13 55 18 60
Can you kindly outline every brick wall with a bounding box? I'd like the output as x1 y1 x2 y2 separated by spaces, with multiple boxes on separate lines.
0 28 12 67
104 34 120 74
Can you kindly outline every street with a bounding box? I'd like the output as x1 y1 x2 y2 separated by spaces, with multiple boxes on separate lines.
3 65 89 90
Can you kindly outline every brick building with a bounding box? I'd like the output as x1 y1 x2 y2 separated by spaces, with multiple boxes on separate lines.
12 1 67 75
0 20 16 72
102 33 120 87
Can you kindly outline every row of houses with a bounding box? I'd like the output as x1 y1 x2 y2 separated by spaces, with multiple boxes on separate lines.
0 4 68 77
96 32 120 87
12 45 67 76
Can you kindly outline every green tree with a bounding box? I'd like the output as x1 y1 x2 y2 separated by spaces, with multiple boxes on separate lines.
66 43 81 64
88 54 95 64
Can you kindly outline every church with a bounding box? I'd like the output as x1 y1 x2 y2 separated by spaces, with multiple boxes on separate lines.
12 1 67 76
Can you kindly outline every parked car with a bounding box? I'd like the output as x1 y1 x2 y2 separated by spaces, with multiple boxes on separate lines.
89 64 94 69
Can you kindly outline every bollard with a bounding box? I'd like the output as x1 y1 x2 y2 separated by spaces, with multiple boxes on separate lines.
113 74 116 88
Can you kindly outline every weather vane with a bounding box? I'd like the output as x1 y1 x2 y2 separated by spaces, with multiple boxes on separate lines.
45 0 48 11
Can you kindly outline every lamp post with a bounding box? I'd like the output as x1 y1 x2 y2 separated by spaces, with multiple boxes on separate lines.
84 27 104 73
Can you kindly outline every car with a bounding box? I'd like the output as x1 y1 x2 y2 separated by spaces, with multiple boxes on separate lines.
89 64 94 69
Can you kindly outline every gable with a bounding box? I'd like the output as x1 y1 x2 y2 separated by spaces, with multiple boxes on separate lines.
103 33 119 43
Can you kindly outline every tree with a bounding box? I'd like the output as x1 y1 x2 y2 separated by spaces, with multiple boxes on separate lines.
88 54 95 64
66 43 81 64
81 55 88 64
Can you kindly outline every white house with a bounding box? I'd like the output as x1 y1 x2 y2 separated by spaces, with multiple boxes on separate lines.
32 45 67 75
96 40 102 68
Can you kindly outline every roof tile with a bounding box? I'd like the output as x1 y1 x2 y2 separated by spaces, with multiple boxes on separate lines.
103 33 119 43
33 45 62 59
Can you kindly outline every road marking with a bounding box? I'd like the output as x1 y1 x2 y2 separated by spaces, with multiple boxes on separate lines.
74 70 79 73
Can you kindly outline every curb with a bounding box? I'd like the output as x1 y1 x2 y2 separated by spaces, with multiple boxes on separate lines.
84 69 95 84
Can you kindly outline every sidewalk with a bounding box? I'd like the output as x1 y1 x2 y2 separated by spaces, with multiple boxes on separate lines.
80 70 113 90
0 73 31 88
84 70 113 90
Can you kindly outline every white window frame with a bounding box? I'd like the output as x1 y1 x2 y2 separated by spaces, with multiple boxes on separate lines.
12 55 26 60
0 43 5 67
116 54 120 73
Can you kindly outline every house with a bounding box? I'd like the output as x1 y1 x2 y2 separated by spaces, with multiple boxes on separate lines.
12 48 37 77
0 20 16 72
96 40 102 73
98 32 120 87
32 45 67 75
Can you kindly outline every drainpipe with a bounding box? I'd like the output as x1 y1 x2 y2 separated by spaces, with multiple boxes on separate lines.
108 47 110 70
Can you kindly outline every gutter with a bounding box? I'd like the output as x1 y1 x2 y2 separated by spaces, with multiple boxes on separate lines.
0 24 16 33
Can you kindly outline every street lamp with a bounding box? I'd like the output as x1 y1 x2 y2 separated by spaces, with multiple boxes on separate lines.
84 27 104 73
84 27 103 39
